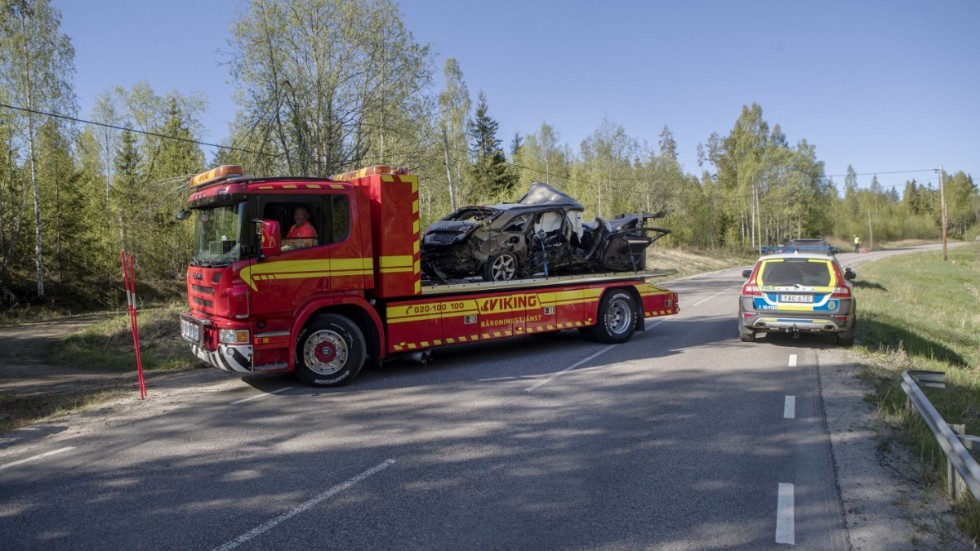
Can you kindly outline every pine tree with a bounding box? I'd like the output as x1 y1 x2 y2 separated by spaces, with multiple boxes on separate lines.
468 91 514 199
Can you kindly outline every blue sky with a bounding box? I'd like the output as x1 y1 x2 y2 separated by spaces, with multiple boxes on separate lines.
54 0 979 193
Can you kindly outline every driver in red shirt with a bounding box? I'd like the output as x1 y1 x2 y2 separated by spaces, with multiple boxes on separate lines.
287 206 317 239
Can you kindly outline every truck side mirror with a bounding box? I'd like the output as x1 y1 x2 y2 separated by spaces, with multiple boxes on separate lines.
257 219 281 258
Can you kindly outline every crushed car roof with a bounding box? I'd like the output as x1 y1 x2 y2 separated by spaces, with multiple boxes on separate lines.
517 182 584 210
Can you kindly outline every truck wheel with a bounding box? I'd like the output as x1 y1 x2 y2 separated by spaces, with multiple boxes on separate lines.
483 253 519 281
738 322 756 342
588 289 637 344
295 314 366 386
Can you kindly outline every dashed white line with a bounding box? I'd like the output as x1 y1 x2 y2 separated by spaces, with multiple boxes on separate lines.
230 387 293 405
525 345 616 392
212 459 396 551
784 396 796 419
776 482 795 544
0 446 75 471
692 285 740 307
788 354 798 367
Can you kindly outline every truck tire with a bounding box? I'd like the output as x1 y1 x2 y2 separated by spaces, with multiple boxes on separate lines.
738 322 756 342
482 253 519 282
295 314 366 386
587 289 638 344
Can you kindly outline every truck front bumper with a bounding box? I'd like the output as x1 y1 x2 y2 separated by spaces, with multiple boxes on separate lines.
180 312 253 373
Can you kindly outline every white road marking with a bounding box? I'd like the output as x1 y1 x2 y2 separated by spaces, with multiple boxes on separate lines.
525 345 616 392
788 354 798 367
644 316 672 330
212 459 396 551
776 482 795 545
0 446 75 471
692 284 740 307
784 396 796 419
230 387 293 405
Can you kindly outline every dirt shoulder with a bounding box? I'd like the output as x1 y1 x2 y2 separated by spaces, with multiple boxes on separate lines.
0 313 210 432
0 313 137 396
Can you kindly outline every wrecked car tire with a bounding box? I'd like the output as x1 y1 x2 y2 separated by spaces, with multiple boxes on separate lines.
482 253 520 281
587 289 638 344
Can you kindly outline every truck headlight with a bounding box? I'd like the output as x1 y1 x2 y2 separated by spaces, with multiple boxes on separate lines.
181 318 201 343
219 329 250 344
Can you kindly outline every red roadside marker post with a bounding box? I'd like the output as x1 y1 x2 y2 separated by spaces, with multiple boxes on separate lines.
121 250 147 399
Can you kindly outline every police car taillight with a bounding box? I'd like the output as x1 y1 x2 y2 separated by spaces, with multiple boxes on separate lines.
741 281 761 297
830 264 852 297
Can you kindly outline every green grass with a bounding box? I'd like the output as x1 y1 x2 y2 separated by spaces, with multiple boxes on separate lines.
52 302 195 372
652 246 758 280
855 243 980 541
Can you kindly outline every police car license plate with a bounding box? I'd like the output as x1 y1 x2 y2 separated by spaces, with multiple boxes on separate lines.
780 294 812 303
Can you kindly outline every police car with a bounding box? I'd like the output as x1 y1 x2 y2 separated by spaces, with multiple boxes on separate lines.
738 250 857 345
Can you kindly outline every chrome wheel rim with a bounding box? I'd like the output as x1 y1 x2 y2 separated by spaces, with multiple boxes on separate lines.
606 297 633 335
303 330 349 376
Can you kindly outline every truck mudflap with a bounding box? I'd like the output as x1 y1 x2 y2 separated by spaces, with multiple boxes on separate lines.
190 342 253 373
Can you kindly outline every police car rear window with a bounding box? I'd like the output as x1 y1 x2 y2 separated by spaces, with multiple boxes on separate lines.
760 260 831 287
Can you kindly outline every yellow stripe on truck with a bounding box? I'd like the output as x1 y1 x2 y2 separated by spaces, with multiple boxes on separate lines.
240 258 373 291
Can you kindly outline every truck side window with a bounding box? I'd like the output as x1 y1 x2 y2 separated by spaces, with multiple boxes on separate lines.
330 195 350 243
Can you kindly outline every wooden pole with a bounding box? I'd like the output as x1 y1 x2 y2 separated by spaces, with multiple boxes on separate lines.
940 166 948 261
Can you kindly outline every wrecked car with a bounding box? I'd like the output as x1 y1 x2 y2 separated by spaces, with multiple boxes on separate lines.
421 182 671 282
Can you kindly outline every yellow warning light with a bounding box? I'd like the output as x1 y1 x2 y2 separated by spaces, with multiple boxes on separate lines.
190 165 244 187
330 165 409 181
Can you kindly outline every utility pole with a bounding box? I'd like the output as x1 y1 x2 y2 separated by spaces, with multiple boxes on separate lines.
939 165 948 261
867 209 873 252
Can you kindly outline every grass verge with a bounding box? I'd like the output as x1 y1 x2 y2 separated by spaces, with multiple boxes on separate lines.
855 242 980 541
652 246 758 280
53 302 194 372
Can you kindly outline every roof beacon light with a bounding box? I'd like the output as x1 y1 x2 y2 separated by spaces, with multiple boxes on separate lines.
190 165 244 187
330 165 409 182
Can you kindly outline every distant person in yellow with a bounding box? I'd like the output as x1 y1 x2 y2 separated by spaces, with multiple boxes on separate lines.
853 235 861 253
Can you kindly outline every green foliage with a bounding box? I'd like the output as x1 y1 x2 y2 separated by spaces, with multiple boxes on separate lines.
226 0 434 177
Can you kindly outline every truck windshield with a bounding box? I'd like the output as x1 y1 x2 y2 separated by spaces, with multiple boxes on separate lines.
190 202 246 267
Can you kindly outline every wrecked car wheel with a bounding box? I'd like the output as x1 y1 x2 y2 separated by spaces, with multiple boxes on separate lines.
482 253 520 281
588 289 638 344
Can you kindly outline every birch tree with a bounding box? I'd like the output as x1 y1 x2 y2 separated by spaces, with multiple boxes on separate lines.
0 0 76 298
228 0 433 177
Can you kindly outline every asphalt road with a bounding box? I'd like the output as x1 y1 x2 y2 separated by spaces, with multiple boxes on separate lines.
0 245 969 550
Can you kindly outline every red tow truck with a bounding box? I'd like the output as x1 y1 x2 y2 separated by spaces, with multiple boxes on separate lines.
178 165 679 386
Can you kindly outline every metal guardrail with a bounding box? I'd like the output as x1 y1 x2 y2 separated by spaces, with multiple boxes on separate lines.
901 370 980 499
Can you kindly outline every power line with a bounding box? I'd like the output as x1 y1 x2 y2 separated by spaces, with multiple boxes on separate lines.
0 102 274 158
826 168 937 178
